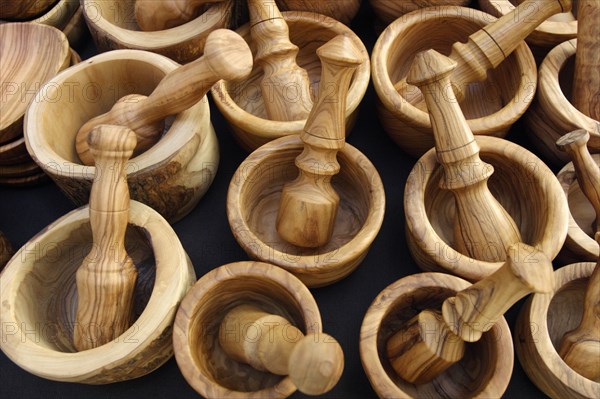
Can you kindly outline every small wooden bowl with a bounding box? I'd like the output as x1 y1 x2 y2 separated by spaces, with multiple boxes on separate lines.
25 49 219 223
173 261 322 398
526 39 600 166
405 136 568 281
372 6 537 158
369 0 470 28
516 263 600 398
0 201 196 383
211 12 370 152
479 0 577 61
82 0 233 64
275 0 361 25
557 154 600 263
227 135 385 287
360 272 513 398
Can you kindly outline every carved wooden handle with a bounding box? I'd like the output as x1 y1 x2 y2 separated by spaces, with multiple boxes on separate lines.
135 0 225 31
75 29 253 165
74 125 138 351
248 0 313 121
407 49 522 262
219 304 344 395
276 35 364 248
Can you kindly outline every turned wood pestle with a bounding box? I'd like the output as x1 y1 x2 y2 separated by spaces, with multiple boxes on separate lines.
572 0 600 120
219 304 344 395
407 49 522 262
248 0 313 121
387 243 554 384
276 35 364 248
74 125 138 351
135 0 226 31
75 29 253 165
396 0 572 106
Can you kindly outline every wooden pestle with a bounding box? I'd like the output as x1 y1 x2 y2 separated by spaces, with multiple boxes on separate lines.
248 0 313 122
135 0 226 31
74 125 138 351
75 29 253 165
572 0 600 120
276 35 364 248
219 304 344 395
387 243 555 384
396 0 572 106
407 49 522 262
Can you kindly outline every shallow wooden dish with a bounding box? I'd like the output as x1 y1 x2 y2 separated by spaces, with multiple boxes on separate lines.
0 201 196 383
275 0 361 25
372 6 537 158
369 0 470 27
405 136 568 281
360 272 513 398
173 261 322 398
516 263 600 398
557 154 600 263
82 0 233 64
25 49 219 223
212 12 370 152
227 135 385 287
526 39 600 166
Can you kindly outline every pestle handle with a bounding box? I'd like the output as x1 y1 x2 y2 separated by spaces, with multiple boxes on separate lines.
74 125 138 351
275 35 364 248
572 0 600 120
249 0 313 121
218 304 344 395
135 0 226 31
75 29 253 165
407 49 522 262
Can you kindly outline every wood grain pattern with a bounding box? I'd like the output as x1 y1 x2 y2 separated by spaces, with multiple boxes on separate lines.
0 0 57 20
275 0 361 25
277 35 363 248
516 262 600 398
135 0 225 31
227 135 384 287
211 11 370 151
29 0 79 31
370 0 469 27
25 50 219 223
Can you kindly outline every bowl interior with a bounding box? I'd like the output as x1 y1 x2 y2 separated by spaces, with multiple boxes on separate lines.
187 275 308 392
558 53 576 102
567 180 596 236
13 222 156 352
238 145 370 257
547 277 586 349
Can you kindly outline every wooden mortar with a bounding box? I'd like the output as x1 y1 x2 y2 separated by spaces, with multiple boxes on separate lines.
360 272 514 398
369 0 470 28
0 195 196 383
227 135 385 287
25 50 219 223
82 0 234 63
173 261 334 398
275 0 361 26
404 135 569 281
211 11 370 152
372 5 537 158
516 262 600 398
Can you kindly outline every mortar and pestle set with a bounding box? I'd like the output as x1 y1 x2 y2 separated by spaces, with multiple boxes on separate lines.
372 0 575 158
25 29 253 223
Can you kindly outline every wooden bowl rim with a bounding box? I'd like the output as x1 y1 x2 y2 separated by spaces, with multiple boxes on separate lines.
173 261 322 399
211 11 370 140
226 135 385 277
404 136 569 281
0 200 194 381
359 272 513 398
31 0 79 29
371 5 537 133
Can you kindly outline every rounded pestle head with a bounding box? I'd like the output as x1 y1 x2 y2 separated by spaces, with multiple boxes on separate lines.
316 34 365 67
204 29 253 82
556 129 591 150
87 124 137 160
506 243 555 294
406 49 457 87
288 333 344 395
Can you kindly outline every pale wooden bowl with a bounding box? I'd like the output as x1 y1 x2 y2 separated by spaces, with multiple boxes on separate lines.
82 0 233 64
516 263 600 399
211 12 370 152
276 0 361 25
25 50 219 223
360 272 513 398
173 261 322 399
227 135 385 287
405 136 569 281
526 39 600 166
369 0 470 28
372 6 537 158
557 154 600 263
0 201 196 383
